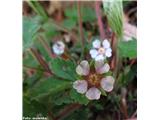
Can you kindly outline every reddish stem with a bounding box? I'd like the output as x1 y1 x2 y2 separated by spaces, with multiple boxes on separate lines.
30 48 53 75
77 1 84 45
38 36 56 58
95 1 106 40
110 33 116 70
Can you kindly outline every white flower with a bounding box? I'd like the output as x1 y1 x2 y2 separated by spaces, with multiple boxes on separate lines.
73 60 115 100
90 39 112 61
52 41 65 55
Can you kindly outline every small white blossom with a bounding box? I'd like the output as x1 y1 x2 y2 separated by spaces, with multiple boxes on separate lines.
52 41 65 55
90 39 112 61
73 60 115 100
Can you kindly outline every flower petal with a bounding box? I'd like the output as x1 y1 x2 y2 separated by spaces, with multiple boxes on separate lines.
102 39 110 48
93 39 101 48
73 80 88 94
85 87 101 100
100 76 115 92
95 60 110 74
105 48 112 57
95 54 105 61
76 60 90 76
90 49 98 58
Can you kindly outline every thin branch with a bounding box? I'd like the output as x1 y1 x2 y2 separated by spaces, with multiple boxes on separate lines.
77 1 84 44
95 1 106 40
110 32 116 70
38 35 56 58
29 48 53 75
77 1 85 59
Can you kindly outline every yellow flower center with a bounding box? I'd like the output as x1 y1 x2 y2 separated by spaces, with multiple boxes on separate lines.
98 47 105 54
87 73 101 87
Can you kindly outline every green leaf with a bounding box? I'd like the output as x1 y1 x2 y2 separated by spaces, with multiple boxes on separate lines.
23 16 41 51
63 19 76 29
41 20 59 40
52 91 74 105
70 89 89 105
118 40 137 59
103 0 123 38
65 108 89 120
29 77 71 99
65 6 78 21
23 50 42 68
33 37 51 63
27 1 48 20
50 58 78 81
23 96 47 117
82 7 96 22
65 6 96 23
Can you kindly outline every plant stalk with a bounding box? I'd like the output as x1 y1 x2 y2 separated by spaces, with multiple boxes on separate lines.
77 1 85 59
95 1 106 40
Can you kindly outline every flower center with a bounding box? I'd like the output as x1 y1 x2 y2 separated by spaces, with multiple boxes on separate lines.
88 74 100 86
98 47 105 54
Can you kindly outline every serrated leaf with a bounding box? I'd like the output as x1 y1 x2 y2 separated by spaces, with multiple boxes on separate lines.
23 16 41 51
103 0 123 38
50 58 77 81
70 89 89 105
118 40 137 59
29 77 71 99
